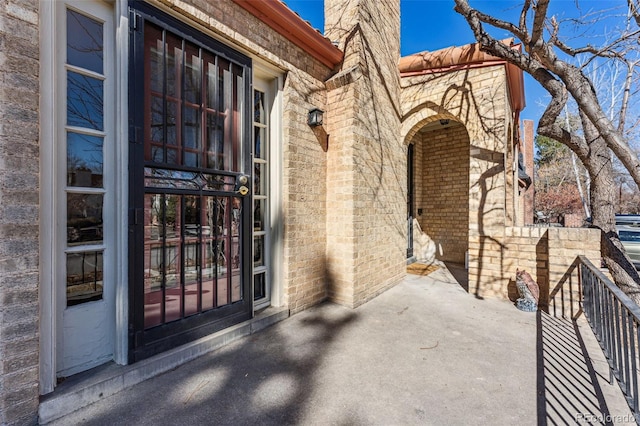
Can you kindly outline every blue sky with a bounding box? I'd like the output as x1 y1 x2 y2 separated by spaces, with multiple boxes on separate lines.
283 0 626 130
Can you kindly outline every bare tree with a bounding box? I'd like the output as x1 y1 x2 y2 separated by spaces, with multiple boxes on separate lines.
453 0 640 302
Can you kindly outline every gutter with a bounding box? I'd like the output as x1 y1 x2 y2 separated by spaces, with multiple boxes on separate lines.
231 0 343 69
399 40 526 115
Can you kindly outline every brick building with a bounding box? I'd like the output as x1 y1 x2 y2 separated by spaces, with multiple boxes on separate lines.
0 0 599 424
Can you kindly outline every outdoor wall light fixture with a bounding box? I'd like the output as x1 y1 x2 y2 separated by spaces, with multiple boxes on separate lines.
308 108 324 127
439 119 449 126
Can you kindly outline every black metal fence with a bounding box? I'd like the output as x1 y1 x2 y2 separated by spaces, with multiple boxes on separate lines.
580 255 640 423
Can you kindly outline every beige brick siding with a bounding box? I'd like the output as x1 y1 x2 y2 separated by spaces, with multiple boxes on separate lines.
325 0 405 308
0 0 41 424
402 64 516 297
468 226 601 306
281 72 329 312
416 123 469 264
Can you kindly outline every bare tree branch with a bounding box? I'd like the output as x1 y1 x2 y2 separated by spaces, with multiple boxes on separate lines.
531 0 549 48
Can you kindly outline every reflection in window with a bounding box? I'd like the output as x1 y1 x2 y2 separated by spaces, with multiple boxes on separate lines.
143 22 246 171
65 8 106 306
253 88 269 303
67 193 103 245
67 71 104 131
66 251 103 306
67 132 103 187
67 9 103 74
143 193 243 328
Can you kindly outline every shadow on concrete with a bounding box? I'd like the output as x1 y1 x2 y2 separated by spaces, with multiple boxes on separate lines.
443 261 469 292
536 311 613 425
55 305 357 426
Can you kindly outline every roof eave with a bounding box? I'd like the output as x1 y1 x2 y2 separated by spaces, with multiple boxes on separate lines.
231 0 343 69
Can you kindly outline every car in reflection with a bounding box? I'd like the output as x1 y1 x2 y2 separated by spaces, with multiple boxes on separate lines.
616 215 640 269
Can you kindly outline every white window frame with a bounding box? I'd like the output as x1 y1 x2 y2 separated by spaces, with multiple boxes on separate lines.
39 0 129 393
253 65 283 309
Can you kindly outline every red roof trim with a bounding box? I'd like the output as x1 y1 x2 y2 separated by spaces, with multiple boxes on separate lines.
231 0 343 69
399 40 526 113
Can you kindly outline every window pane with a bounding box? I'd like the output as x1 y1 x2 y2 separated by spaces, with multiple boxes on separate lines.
144 194 163 328
164 194 182 322
67 193 103 245
205 58 218 110
206 112 223 169
166 34 181 98
166 101 177 146
254 126 265 160
67 132 103 187
150 96 164 143
66 9 103 74
254 235 264 267
185 44 201 105
254 198 265 232
254 273 266 300
67 71 104 130
66 251 103 306
254 90 265 124
149 37 163 93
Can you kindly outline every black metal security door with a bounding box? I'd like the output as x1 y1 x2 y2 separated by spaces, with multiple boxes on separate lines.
128 3 252 361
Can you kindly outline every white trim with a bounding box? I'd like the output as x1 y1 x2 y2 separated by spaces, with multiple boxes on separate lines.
271 74 284 308
40 0 120 383
114 0 129 366
39 0 57 395
253 65 284 309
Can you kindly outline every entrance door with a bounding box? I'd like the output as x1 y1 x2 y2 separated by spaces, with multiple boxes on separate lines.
407 143 415 259
56 0 116 377
128 4 253 361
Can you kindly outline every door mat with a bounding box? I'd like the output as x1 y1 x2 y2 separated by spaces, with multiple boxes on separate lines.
407 263 439 276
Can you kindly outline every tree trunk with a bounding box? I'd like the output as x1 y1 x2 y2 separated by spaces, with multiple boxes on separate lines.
580 113 640 304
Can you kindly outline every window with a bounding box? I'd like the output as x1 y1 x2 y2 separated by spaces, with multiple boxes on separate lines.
253 88 269 303
64 8 107 306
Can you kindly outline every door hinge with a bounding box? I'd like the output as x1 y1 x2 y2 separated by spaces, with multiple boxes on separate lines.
129 125 142 144
129 10 140 32
130 208 143 225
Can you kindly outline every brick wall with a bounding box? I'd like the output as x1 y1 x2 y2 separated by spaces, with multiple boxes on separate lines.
325 0 405 307
0 0 41 424
417 123 469 264
468 226 601 305
402 64 512 296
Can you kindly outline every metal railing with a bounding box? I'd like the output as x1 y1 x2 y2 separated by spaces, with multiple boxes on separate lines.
580 255 640 423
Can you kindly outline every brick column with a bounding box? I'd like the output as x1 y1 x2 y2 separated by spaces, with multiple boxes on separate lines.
324 0 405 307
0 1 41 424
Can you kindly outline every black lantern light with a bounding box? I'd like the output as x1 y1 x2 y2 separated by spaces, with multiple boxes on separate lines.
308 108 324 127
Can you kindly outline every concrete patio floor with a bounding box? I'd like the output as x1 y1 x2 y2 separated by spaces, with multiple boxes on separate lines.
47 264 635 425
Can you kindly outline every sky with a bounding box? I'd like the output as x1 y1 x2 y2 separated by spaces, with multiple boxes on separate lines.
282 0 628 130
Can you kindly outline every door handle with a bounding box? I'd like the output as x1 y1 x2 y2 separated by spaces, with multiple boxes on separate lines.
235 174 250 196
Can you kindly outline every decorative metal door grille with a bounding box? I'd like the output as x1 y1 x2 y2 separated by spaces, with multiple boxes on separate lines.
129 3 252 361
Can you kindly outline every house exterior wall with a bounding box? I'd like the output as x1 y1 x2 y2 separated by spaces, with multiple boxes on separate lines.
0 0 41 424
401 65 512 297
324 0 405 307
0 0 605 423
473 226 601 304
417 123 470 264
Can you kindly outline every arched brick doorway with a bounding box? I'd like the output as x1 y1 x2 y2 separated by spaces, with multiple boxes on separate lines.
408 118 470 267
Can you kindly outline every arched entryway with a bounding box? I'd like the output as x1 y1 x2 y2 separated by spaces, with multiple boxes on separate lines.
406 118 470 281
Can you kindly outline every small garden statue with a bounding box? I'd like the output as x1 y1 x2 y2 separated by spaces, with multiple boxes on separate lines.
515 269 539 312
